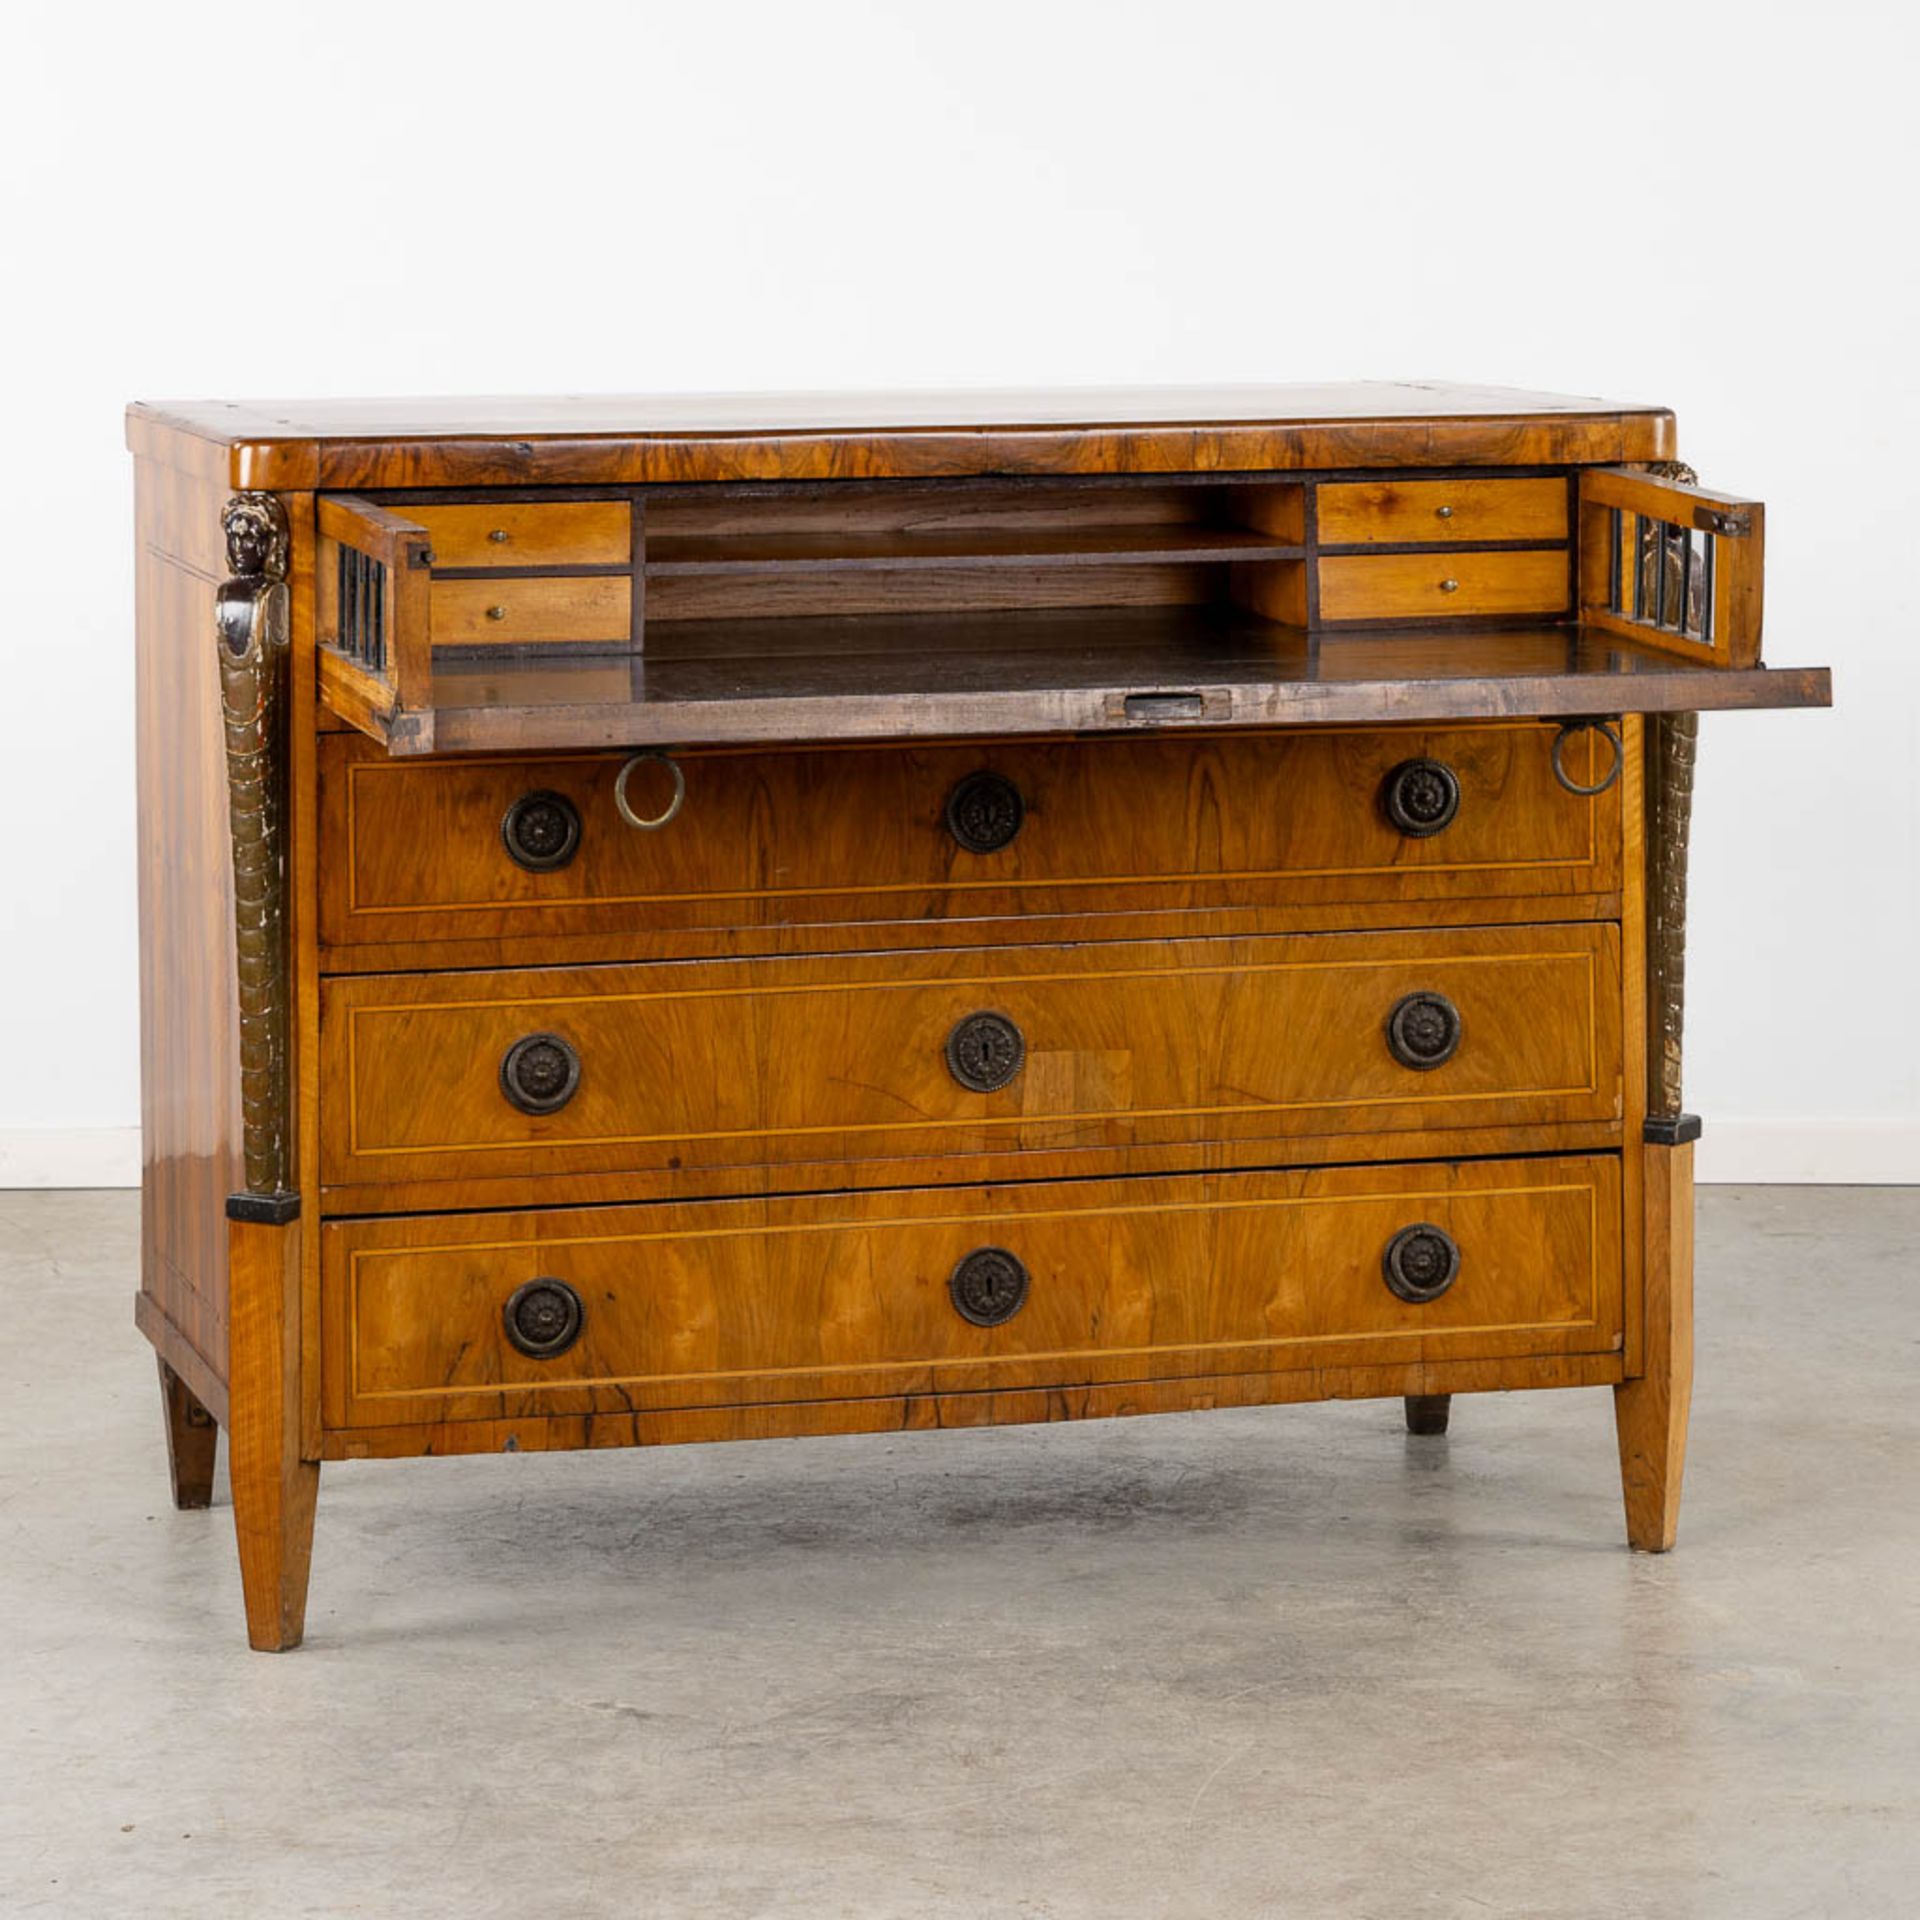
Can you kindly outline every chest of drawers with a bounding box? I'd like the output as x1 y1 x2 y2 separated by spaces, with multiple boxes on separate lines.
126 384 1830 1648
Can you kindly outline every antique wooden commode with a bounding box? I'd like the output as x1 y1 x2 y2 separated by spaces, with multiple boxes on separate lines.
126 385 1829 1649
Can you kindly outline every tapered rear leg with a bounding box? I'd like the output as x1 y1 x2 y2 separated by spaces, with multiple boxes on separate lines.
158 1358 219 1509
1614 1139 1695 1551
1403 1394 1452 1436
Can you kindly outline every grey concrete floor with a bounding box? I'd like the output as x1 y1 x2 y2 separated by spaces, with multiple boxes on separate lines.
0 1188 1915 1919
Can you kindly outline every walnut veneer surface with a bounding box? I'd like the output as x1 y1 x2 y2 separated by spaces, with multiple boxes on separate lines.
126 384 1829 1647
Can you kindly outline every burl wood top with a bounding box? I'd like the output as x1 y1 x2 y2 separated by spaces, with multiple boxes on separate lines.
126 382 1675 491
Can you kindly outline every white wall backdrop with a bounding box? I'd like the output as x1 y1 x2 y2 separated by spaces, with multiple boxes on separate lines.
2 0 1914 1185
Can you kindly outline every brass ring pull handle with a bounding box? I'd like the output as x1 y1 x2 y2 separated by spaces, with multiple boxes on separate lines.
614 751 686 831
1550 719 1624 797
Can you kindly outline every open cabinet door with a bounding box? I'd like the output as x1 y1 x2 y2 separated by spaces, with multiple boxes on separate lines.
315 497 436 751
1578 468 1763 668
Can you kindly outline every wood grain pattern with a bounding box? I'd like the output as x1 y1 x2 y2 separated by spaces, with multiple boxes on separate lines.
1317 550 1571 623
1316 478 1568 546
319 923 1622 1193
315 1117 1628 1222
318 722 1620 953
320 1153 1624 1430
132 456 244 1409
325 1351 1630 1460
227 1218 319 1651
344 612 1825 757
432 575 632 646
1614 1139 1693 1551
406 500 631 569
126 383 1677 490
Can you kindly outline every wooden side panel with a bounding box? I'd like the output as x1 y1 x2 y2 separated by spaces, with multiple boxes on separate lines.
133 457 241 1415
321 1154 1625 1430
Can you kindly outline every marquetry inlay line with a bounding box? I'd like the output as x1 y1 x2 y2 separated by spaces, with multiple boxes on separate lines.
340 1176 1599 1257
339 949 1605 1158
345 1178 1607 1404
342 946 1600 1018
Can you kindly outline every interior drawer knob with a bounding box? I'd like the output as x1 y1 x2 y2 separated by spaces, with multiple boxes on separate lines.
945 770 1025 853
1386 991 1463 1070
1382 1225 1461 1304
1435 504 1454 520
946 1011 1026 1092
1438 577 1460 594
488 527 511 544
500 789 582 872
486 604 509 621
1381 757 1460 837
499 1032 582 1115
504 1277 585 1358
949 1246 1030 1327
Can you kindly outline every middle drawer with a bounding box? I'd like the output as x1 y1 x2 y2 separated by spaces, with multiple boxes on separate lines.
320 922 1621 1195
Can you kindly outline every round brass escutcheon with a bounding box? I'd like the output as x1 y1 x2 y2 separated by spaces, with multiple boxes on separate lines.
945 771 1025 854
614 752 686 831
1550 719 1624 798
504 1277 584 1358
949 1246 1030 1328
1382 1224 1461 1304
1385 990 1463 1071
1381 757 1460 838
499 1031 581 1115
946 1011 1025 1093
500 789 582 872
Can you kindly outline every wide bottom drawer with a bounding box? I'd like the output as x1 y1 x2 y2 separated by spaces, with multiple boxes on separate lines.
321 1153 1622 1430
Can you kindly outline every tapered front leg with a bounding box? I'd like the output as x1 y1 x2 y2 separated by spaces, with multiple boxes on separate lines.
1614 1138 1695 1551
228 1217 319 1650
1403 1393 1451 1436
158 1358 219 1509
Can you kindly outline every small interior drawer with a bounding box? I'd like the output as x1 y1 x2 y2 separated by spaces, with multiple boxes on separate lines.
319 1152 1625 1428
1318 550 1571 623
431 575 632 646
407 501 631 570
1316 478 1568 547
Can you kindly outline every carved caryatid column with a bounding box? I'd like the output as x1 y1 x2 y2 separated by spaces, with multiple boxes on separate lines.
1640 460 1701 1143
216 493 299 1221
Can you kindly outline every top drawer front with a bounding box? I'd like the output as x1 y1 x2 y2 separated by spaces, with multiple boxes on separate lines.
319 724 1621 955
1316 478 1569 547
